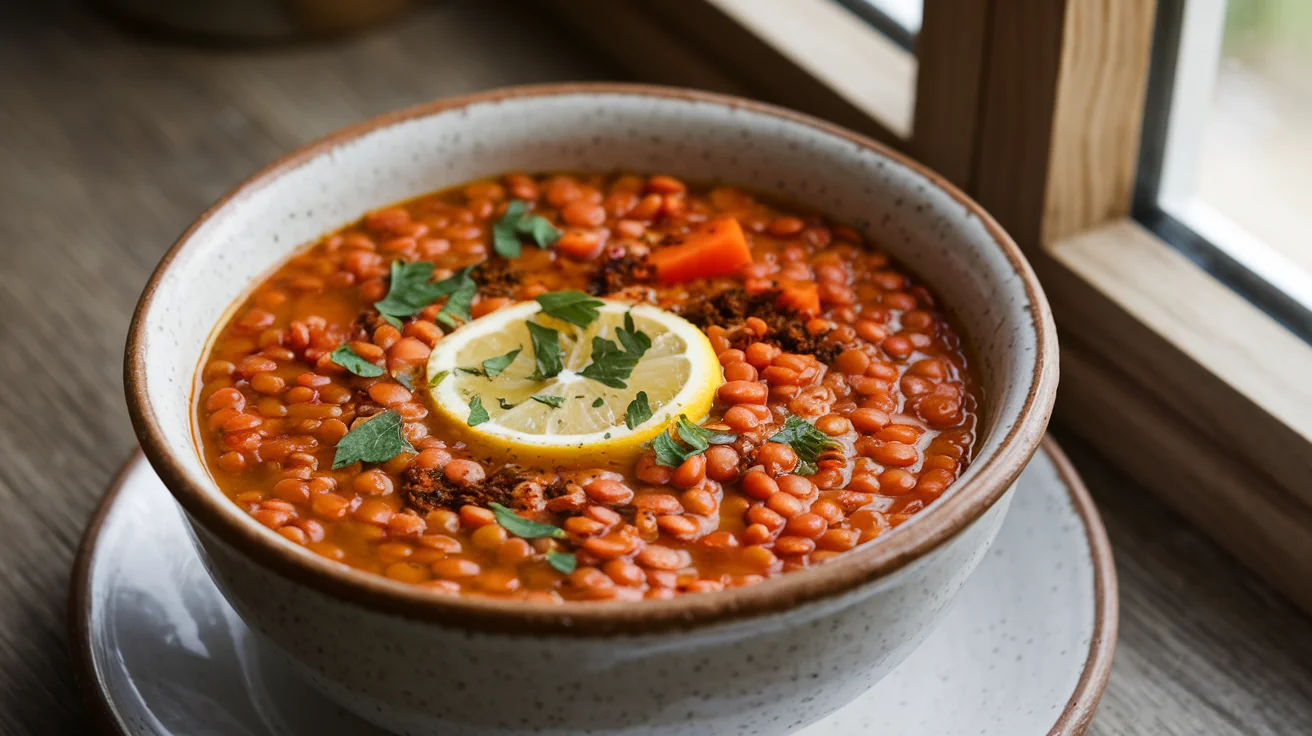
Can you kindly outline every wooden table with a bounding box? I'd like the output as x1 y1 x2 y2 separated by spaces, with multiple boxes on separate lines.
2 2 1308 733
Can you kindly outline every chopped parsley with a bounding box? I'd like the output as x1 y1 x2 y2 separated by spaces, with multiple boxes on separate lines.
766 416 840 476
497 398 519 410
428 369 449 387
624 391 653 429
527 322 563 380
591 397 605 408
651 415 737 467
480 347 522 378
329 344 384 378
466 396 490 426
492 200 562 258
535 290 604 328
434 265 478 327
373 261 476 326
489 502 566 539
393 369 416 391
531 394 566 409
579 313 652 389
331 410 414 469
546 550 577 575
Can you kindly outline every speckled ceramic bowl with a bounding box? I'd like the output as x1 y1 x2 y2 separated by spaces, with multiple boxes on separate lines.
126 84 1058 736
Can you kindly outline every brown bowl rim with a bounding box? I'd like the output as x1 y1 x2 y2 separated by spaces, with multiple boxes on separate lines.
124 82 1058 636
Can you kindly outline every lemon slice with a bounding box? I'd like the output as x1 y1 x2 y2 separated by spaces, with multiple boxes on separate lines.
425 299 722 468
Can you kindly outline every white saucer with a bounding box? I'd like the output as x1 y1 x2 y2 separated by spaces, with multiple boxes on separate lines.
71 439 1116 735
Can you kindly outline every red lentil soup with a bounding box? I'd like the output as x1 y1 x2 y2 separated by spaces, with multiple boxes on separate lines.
195 172 978 602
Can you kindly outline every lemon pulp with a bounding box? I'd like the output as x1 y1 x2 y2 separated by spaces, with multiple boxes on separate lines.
424 300 721 467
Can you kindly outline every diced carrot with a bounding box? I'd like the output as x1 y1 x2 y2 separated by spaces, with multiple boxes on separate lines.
649 217 752 283
777 282 821 317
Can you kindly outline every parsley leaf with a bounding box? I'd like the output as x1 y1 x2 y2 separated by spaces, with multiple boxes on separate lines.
332 410 414 469
467 396 490 426
546 550 577 574
531 394 566 409
522 216 562 248
492 200 530 258
497 398 519 410
434 265 478 327
480 347 522 378
492 200 562 258
373 260 438 319
591 397 604 408
650 415 737 467
677 414 737 446
527 322 563 380
374 261 476 325
536 290 604 328
625 391 653 429
616 312 652 356
652 431 694 467
329 344 384 378
428 369 449 387
767 416 840 472
393 369 417 391
489 502 566 539
579 330 650 389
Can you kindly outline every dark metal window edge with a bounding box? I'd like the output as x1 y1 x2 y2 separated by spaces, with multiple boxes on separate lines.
1132 0 1312 342
831 0 916 52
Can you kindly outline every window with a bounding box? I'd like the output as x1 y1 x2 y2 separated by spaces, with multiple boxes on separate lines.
1137 0 1312 337
544 0 1312 613
833 0 922 50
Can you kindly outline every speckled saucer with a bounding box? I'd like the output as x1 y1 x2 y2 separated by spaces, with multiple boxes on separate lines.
70 438 1116 735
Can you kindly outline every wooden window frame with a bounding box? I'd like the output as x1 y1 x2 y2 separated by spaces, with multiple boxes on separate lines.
547 0 1312 613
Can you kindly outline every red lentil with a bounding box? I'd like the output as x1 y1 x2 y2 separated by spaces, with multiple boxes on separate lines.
197 171 977 602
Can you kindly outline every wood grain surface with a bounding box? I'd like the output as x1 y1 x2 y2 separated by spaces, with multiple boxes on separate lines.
0 2 1308 734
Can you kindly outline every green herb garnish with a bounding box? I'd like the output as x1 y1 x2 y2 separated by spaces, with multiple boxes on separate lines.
591 397 605 408
428 369 449 387
481 347 522 378
535 290 604 328
457 367 485 376
579 331 650 389
374 261 476 325
492 200 562 258
434 265 478 328
497 398 519 410
766 416 839 475
332 410 414 469
393 370 416 391
616 312 651 356
650 415 737 467
467 396 490 426
652 432 695 467
489 502 567 539
546 550 577 575
625 391 653 429
329 344 384 378
527 322 563 380
531 394 566 409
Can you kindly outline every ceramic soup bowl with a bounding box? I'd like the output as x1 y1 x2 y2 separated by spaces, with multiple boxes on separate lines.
126 84 1058 736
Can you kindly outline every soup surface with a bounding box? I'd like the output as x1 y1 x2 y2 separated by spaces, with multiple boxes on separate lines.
196 172 978 601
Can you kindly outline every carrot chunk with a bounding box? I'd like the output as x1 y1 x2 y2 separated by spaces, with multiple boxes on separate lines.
649 217 752 283
777 283 821 317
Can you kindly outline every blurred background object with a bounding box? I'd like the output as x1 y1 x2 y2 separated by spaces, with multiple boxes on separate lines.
93 0 417 43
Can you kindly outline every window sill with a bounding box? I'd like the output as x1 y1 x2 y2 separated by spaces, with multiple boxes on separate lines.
1040 219 1312 611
